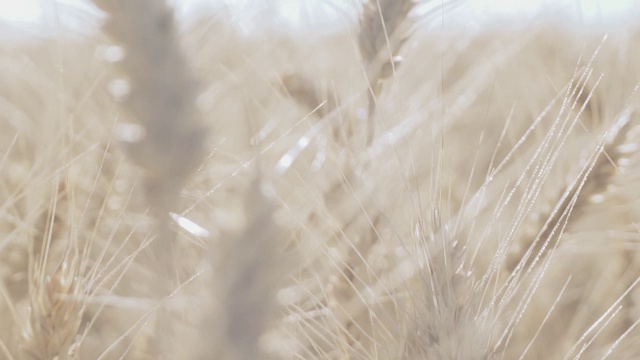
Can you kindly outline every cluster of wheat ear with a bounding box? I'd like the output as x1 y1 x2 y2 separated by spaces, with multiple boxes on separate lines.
1 0 640 358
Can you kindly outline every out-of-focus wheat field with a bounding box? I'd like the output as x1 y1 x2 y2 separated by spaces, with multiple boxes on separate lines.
2 0 640 359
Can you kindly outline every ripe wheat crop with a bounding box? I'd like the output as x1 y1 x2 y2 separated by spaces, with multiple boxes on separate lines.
1 0 640 359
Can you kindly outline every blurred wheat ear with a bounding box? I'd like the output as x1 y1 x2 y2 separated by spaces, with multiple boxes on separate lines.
90 0 209 357
92 0 207 280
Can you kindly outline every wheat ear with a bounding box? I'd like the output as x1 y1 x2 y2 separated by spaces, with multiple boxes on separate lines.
21 179 84 360
358 0 416 141
90 1 207 357
91 0 207 278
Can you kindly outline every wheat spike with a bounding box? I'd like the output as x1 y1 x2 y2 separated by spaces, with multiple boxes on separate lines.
358 0 415 92
91 0 207 278
21 179 85 360
357 0 417 145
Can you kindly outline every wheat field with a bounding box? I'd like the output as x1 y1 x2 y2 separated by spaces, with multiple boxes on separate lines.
1 0 640 359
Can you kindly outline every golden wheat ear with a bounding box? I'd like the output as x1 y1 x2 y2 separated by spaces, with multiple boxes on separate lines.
358 0 415 95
